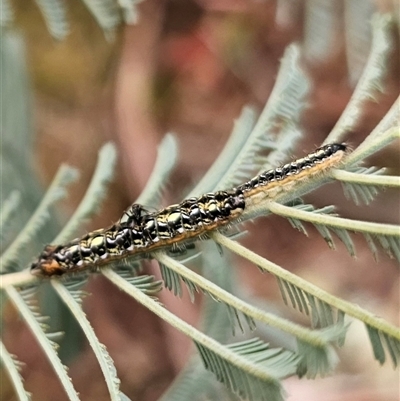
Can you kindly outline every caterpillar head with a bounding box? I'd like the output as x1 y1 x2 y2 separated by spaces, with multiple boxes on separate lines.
31 245 66 276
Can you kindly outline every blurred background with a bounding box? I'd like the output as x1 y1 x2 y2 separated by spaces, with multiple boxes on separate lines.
1 0 399 400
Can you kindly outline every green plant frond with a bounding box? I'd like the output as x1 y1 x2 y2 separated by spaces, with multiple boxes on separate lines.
155 252 345 377
333 167 399 187
1 31 36 174
344 0 374 86
82 0 121 39
117 0 143 24
323 13 394 145
198 245 246 342
159 247 243 401
285 204 337 236
188 106 256 197
332 166 398 206
115 270 163 297
276 276 345 330
303 0 338 62
0 165 79 272
257 126 303 174
171 103 259 398
268 201 400 262
1 0 143 37
0 190 21 242
226 338 298 377
217 44 309 190
367 234 400 263
159 262 198 301
0 340 31 401
135 134 178 208
225 303 257 335
342 180 379 206
213 233 400 367
4 286 80 401
104 267 297 401
0 0 13 26
366 325 400 367
364 96 400 143
280 203 356 256
346 124 400 167
54 143 117 244
0 270 37 289
51 278 129 401
34 0 69 40
169 98 265 395
296 337 337 379
194 338 298 401
296 319 346 379
159 357 237 401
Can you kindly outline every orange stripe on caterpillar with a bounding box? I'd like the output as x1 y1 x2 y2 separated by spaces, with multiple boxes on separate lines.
239 143 347 206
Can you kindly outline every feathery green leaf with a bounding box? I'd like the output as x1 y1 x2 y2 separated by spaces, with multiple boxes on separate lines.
366 325 400 367
117 0 143 24
303 0 338 62
0 340 31 401
54 143 117 244
156 252 344 377
0 0 13 26
82 0 121 39
5 286 80 400
213 233 400 367
268 201 400 262
195 338 298 401
0 165 79 272
323 13 394 145
189 106 256 197
344 0 374 85
34 0 69 40
159 246 244 401
135 134 178 208
334 167 399 187
116 270 163 298
333 166 397 206
52 278 129 401
0 190 21 244
218 44 309 189
103 268 295 401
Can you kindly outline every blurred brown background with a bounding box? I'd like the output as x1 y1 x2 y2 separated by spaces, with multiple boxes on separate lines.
2 0 399 400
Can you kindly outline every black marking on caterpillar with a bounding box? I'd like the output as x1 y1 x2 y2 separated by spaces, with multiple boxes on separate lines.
237 143 347 197
31 143 346 276
31 190 245 276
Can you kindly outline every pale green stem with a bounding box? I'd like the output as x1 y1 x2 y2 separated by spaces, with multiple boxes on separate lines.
0 165 78 269
5 286 80 401
51 280 122 401
136 134 178 207
323 13 394 145
155 252 329 347
332 169 400 187
0 191 21 233
102 268 282 383
213 232 400 341
268 201 400 237
0 270 36 289
54 143 116 243
357 97 399 147
0 340 30 401
345 127 400 166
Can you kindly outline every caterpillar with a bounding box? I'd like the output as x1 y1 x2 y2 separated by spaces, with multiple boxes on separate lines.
31 143 346 276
